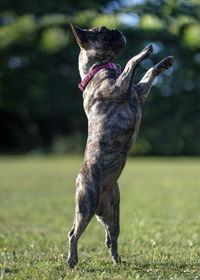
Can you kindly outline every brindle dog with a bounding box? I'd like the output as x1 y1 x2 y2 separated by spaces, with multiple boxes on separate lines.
68 23 173 268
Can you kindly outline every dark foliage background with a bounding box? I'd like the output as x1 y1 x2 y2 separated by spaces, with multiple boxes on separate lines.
0 0 200 155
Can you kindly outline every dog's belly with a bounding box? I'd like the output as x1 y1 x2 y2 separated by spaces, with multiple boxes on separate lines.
83 101 141 183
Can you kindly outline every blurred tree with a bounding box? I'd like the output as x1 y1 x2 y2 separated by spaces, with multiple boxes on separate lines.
116 0 200 155
0 0 199 155
0 0 112 152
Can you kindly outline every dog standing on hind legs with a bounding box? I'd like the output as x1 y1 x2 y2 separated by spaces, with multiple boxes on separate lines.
68 23 173 268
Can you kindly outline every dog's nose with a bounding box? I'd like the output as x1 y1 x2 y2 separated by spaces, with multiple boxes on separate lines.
101 26 108 32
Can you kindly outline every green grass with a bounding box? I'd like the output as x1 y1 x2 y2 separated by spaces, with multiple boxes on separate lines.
0 156 200 279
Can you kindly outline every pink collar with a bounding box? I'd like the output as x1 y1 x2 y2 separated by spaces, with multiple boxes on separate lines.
78 62 117 91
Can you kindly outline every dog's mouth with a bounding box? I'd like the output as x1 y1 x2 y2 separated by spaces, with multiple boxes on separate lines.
118 35 126 49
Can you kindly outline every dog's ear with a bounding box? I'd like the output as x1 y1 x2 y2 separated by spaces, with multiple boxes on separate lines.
69 23 89 50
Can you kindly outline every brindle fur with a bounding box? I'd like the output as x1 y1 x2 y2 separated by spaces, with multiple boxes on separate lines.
68 23 173 268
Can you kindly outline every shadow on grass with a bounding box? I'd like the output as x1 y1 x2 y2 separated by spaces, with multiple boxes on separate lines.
77 258 200 274
0 267 19 274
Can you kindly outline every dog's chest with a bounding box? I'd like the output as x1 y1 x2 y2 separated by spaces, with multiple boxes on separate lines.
85 96 141 147
82 71 141 151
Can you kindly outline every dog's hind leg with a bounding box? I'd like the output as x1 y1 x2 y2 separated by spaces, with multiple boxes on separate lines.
68 177 100 268
134 56 173 104
96 182 120 265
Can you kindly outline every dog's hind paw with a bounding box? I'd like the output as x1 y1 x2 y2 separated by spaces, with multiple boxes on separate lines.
68 258 77 269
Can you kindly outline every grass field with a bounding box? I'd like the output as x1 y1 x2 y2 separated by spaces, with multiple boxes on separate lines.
0 156 200 279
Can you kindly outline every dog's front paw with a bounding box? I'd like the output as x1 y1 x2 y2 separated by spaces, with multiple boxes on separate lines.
142 44 153 58
155 56 174 73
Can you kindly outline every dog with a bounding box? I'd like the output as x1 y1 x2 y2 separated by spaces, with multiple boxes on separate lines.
68 23 173 268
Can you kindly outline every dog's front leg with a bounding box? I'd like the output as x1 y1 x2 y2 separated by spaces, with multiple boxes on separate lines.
134 56 174 104
116 44 153 94
96 44 153 103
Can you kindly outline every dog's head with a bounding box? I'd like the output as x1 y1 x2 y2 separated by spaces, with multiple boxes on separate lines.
70 23 126 63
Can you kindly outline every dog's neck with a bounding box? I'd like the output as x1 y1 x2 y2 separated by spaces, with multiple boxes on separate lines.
78 49 114 80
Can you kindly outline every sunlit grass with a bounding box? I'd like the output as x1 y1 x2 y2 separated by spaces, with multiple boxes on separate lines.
0 156 200 279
